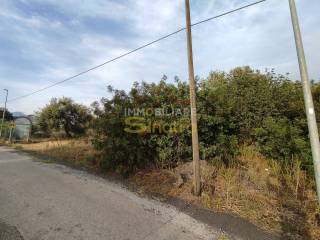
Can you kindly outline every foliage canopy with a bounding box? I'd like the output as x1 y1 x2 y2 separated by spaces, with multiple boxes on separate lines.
37 97 91 137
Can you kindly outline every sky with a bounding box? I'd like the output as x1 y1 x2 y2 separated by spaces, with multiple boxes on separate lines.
0 0 319 114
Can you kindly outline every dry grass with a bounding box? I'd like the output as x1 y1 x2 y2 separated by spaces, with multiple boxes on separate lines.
218 233 230 240
131 146 320 239
14 140 320 239
204 146 320 239
15 138 100 169
130 170 178 198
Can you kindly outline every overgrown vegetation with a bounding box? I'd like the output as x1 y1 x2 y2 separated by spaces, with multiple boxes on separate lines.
91 76 192 174
90 67 316 175
200 145 320 239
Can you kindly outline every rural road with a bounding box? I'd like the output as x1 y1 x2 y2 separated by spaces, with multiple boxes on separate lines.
0 146 220 240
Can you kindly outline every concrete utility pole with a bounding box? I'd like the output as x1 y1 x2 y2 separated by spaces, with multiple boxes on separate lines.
0 89 8 138
289 0 320 202
185 0 201 196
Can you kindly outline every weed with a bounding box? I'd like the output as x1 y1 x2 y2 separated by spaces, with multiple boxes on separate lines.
218 233 230 240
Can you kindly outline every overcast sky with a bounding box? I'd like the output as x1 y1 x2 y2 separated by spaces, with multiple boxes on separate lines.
0 0 319 114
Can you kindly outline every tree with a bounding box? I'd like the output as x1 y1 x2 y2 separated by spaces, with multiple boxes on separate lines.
0 108 13 121
37 97 92 137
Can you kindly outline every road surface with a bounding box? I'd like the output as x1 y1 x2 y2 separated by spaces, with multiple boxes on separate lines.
0 146 220 240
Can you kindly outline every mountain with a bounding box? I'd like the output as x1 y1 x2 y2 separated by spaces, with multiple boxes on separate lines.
12 112 26 117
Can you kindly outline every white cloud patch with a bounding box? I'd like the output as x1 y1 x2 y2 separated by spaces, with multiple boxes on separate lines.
0 0 319 114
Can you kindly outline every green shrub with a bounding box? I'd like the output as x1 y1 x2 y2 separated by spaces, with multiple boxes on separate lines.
90 67 316 175
254 117 312 170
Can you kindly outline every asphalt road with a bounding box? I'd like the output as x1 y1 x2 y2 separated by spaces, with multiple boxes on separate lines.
0 146 219 240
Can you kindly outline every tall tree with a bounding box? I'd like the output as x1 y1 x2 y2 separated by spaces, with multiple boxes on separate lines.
38 97 91 137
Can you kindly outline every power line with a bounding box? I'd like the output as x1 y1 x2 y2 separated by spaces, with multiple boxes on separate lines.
9 0 267 102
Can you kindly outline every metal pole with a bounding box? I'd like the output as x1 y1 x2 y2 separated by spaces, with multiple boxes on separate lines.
0 89 8 138
289 0 320 202
185 0 201 196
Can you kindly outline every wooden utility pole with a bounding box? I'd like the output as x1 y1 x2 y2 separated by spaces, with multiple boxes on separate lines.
185 0 201 196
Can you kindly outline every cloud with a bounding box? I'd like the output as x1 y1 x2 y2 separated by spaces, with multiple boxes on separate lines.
0 0 319 114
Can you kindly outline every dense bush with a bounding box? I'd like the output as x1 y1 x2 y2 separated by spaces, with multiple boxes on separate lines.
254 117 312 166
91 77 192 174
91 67 317 174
